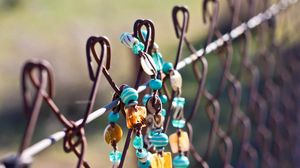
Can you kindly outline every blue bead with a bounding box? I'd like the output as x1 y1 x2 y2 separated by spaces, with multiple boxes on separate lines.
120 87 138 106
149 79 162 90
159 95 168 104
138 152 151 168
172 97 185 107
132 42 145 55
173 155 190 168
109 150 122 163
133 135 144 149
161 109 166 117
172 119 186 128
120 32 137 48
107 111 120 122
163 62 173 74
136 148 148 159
152 52 164 71
150 132 169 148
138 160 151 168
142 94 151 105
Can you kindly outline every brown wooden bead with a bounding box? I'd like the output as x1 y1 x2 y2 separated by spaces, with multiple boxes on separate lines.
169 131 190 153
104 123 123 145
124 106 147 128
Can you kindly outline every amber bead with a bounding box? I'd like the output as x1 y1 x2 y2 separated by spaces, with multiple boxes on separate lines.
124 106 147 128
150 152 172 168
169 131 190 153
104 123 123 145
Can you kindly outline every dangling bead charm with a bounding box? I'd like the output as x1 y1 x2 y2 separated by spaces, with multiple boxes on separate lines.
120 86 139 106
104 123 123 145
124 106 147 129
169 131 190 153
109 150 122 164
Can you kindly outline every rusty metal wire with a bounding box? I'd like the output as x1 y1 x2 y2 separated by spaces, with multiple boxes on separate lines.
0 0 299 167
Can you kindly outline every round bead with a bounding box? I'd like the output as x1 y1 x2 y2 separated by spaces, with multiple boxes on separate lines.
143 94 151 105
120 87 138 106
136 148 148 159
108 111 120 122
149 79 162 90
173 155 190 168
150 132 169 148
172 119 186 128
109 150 122 163
159 95 168 104
104 123 123 144
161 109 166 117
120 32 137 48
132 42 145 55
163 62 174 74
138 159 151 168
133 135 144 149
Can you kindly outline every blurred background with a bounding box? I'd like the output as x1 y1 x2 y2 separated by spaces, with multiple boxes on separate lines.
0 0 300 167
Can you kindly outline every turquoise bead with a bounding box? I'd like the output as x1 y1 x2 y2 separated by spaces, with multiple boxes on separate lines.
173 155 190 168
161 109 166 117
107 111 120 122
159 95 168 104
150 132 169 148
163 62 174 74
132 42 145 55
172 119 186 128
109 150 122 163
120 32 136 48
141 30 148 41
149 79 162 90
138 160 150 168
152 52 164 71
120 87 138 106
143 94 151 105
133 135 144 149
136 148 148 159
173 97 185 107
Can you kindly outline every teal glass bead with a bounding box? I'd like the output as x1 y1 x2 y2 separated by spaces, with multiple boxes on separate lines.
150 132 169 148
149 79 162 90
142 94 151 105
159 95 168 104
173 97 185 107
120 87 138 106
172 119 186 128
133 135 144 149
136 148 148 159
173 155 190 168
163 62 174 74
132 42 145 55
120 32 137 48
109 150 122 163
107 111 120 123
151 52 164 71
161 109 166 117
138 152 151 167
138 160 150 168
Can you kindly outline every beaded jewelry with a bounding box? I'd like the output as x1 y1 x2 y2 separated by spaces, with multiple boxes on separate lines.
163 62 190 168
